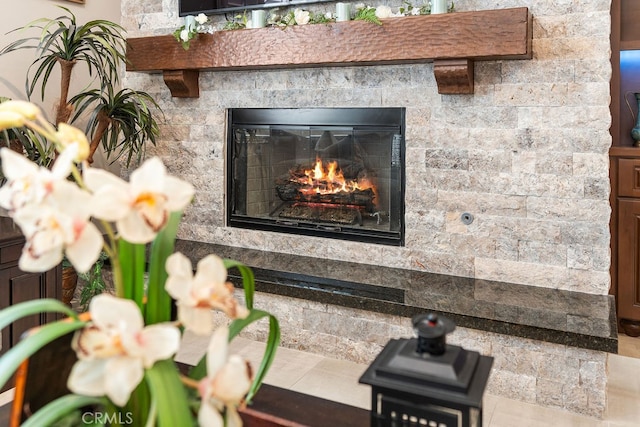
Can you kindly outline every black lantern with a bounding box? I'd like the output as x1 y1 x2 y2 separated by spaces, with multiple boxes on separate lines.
359 313 493 427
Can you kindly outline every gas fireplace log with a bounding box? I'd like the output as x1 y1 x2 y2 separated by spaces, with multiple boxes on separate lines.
275 183 376 209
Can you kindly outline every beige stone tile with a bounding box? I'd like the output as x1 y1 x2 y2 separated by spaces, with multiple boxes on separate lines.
0 388 14 407
617 334 640 359
488 394 606 427
235 340 326 389
607 353 640 394
289 358 371 410
174 330 212 366
605 388 640 425
481 393 499 425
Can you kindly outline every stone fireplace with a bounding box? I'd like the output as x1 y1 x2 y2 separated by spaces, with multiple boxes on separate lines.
227 107 405 245
122 0 614 418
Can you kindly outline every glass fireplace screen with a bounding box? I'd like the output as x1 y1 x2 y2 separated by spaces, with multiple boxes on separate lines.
226 108 405 246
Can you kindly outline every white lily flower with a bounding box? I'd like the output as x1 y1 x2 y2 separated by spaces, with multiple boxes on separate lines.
85 156 195 244
198 327 252 427
0 148 75 213
68 294 181 407
165 252 249 335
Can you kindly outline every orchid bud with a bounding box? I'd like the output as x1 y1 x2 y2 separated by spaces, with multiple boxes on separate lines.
0 100 41 121
0 111 25 130
55 123 90 162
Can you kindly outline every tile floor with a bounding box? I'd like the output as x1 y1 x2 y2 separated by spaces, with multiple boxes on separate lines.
174 331 640 427
2 332 639 426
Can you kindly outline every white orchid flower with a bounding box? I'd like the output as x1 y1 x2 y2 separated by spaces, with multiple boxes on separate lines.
0 110 25 129
294 9 310 25
0 100 40 127
165 252 249 335
375 5 392 19
55 123 90 162
198 327 253 427
68 294 181 407
84 156 195 244
0 147 76 213
14 189 103 273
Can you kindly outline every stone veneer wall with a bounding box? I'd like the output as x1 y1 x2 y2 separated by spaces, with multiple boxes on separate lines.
121 0 613 417
121 0 612 295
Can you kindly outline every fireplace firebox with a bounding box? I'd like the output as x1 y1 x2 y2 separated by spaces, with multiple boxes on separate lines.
226 108 405 246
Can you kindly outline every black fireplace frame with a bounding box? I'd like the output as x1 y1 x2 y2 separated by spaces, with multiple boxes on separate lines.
225 107 406 246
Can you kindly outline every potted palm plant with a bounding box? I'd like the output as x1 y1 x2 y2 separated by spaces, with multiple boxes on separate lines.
0 6 161 166
0 7 163 302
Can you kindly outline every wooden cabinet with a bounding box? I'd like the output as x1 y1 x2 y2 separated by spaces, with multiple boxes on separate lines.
618 197 640 333
0 225 62 356
610 0 640 336
617 159 640 335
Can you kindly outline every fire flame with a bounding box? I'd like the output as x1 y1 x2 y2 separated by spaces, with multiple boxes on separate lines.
293 157 376 196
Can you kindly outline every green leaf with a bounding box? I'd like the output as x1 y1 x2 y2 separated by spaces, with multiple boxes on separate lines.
20 394 106 427
0 298 77 332
0 319 87 391
144 359 193 427
354 7 382 25
229 310 280 403
118 239 147 311
145 211 182 325
224 259 255 310
125 376 151 426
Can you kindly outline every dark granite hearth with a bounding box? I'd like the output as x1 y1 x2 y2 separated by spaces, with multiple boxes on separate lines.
175 239 617 353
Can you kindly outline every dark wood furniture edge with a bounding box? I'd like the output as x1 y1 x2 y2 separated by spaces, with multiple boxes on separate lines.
126 7 532 97
0 380 370 427
238 384 370 427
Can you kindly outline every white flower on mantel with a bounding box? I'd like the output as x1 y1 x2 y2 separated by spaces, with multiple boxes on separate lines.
375 5 393 19
180 28 190 42
294 9 310 25
195 13 208 25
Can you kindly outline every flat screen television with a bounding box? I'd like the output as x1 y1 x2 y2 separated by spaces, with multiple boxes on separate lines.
179 0 332 16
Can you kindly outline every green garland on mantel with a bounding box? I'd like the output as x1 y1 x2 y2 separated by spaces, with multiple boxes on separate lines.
176 2 456 49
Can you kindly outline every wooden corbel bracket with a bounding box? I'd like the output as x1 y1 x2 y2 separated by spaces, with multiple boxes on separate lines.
126 7 532 97
163 70 199 98
434 59 475 95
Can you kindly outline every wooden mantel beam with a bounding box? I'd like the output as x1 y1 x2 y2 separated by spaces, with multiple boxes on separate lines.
126 7 532 97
